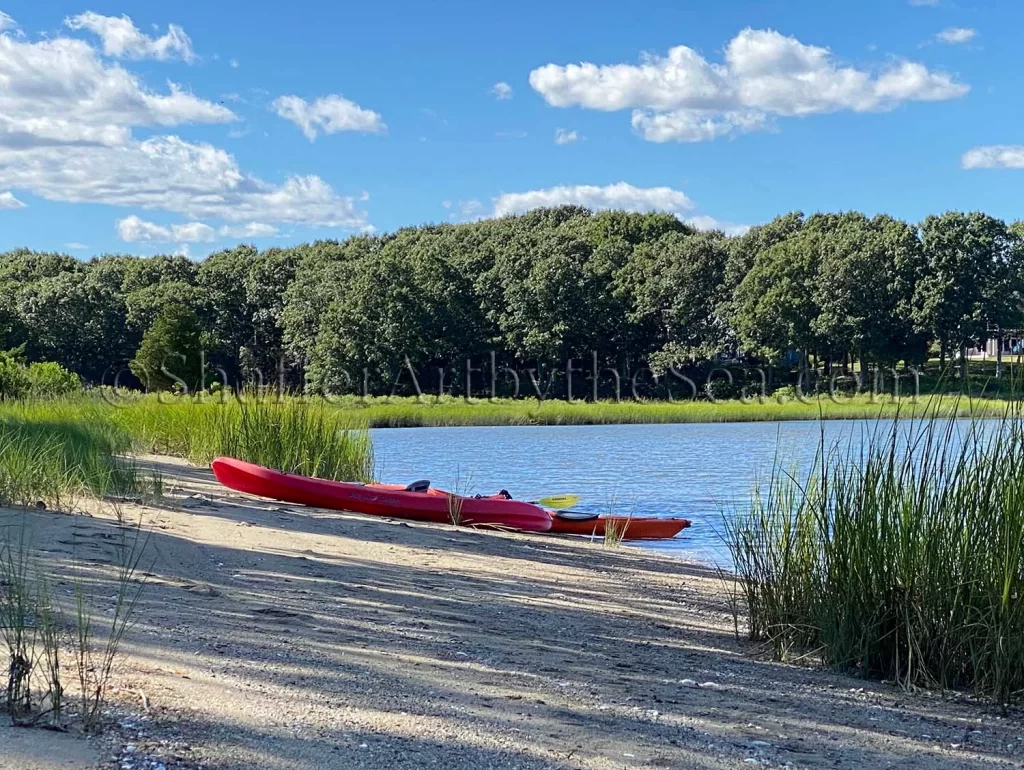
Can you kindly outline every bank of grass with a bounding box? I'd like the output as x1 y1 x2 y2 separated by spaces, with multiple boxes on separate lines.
728 403 1024 706
0 395 374 508
110 395 374 481
0 401 137 508
326 393 1009 428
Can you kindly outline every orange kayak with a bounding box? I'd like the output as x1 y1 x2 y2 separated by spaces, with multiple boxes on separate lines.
549 512 691 540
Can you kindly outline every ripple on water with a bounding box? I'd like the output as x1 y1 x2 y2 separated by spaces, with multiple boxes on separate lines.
371 420 927 565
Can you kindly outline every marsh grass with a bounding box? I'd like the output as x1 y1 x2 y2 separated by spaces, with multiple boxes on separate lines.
444 467 474 526
602 517 629 547
727 401 1024 705
111 395 374 481
0 405 137 508
0 515 149 730
72 517 149 733
328 393 1002 429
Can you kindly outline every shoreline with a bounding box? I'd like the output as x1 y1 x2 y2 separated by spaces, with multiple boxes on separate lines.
3 454 1021 769
264 394 1013 429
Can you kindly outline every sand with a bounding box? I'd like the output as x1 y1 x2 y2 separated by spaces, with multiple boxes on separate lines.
1 454 1021 770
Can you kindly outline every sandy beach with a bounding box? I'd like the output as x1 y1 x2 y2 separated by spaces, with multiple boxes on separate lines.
1 455 1021 770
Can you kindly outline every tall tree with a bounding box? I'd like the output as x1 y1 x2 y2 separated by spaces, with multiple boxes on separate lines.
915 212 1021 365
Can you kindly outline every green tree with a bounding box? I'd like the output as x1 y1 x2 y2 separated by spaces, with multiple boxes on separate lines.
812 213 926 370
915 212 1021 366
130 305 207 392
17 270 131 381
733 227 822 367
620 230 731 370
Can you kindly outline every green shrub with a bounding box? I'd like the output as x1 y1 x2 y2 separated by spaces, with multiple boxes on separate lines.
24 362 81 397
0 352 30 400
0 352 80 400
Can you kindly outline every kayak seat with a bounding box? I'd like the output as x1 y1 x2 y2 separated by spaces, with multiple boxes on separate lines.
405 480 430 493
554 510 601 522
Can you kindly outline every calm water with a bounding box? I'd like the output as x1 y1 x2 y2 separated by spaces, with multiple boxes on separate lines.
370 420 912 565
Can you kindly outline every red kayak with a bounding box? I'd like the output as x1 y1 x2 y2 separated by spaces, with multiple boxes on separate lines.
211 457 552 532
548 512 691 539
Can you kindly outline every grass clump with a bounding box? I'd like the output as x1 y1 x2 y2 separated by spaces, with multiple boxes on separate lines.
111 394 374 481
0 404 137 508
0 515 148 730
728 403 1024 706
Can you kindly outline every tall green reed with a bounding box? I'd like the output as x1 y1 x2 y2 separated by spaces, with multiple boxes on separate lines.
728 403 1024 705
212 397 374 481
0 405 137 508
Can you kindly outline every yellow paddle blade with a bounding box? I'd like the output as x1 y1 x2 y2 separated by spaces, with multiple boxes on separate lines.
535 494 581 510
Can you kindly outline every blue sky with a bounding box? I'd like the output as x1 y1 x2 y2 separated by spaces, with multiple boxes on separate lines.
0 0 1021 258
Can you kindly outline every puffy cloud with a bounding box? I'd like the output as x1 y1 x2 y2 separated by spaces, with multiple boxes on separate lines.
936 27 977 45
490 182 752 233
491 82 513 100
117 216 215 243
492 182 694 218
0 11 15 30
65 12 196 62
962 145 1024 169
631 109 767 143
0 21 369 231
0 33 234 152
219 222 279 238
554 128 579 145
0 191 25 209
117 216 285 244
530 28 968 142
685 214 751 236
271 94 386 140
116 215 172 242
1 135 369 228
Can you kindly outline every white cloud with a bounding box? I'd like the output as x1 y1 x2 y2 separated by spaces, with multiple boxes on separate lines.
271 94 386 140
0 23 369 231
631 110 768 143
936 27 977 45
491 82 513 100
0 32 234 152
2 136 368 228
118 218 277 243
117 215 216 243
529 28 968 142
554 128 579 145
962 145 1024 169
492 182 694 218
65 242 88 250
219 222 279 238
229 58 240 68
65 12 196 63
0 11 16 30
173 221 217 242
909 0 940 5
0 191 25 209
116 215 172 242
489 182 752 233
685 214 751 236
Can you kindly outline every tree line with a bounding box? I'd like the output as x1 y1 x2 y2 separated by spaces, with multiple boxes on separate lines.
1 207 1022 398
